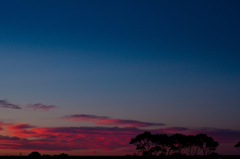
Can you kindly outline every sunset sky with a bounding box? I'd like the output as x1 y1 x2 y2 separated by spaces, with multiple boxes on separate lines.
1 0 240 156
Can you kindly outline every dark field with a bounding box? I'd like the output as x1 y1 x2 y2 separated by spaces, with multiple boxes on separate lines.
0 156 240 159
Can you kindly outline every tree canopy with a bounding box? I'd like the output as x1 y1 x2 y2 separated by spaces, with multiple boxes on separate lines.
129 132 219 156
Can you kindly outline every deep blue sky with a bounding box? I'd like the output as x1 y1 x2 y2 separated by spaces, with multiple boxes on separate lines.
0 0 240 155
1 0 240 124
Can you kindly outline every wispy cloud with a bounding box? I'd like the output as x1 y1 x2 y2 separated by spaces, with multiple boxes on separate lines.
8 123 35 130
61 114 165 128
0 100 21 109
26 103 58 111
0 100 58 111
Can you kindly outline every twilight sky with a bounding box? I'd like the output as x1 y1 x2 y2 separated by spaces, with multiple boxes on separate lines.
0 0 240 156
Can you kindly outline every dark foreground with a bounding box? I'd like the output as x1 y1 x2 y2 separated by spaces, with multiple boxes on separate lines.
0 156 240 159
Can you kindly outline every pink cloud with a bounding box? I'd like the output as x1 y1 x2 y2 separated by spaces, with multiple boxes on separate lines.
61 114 165 128
26 103 57 111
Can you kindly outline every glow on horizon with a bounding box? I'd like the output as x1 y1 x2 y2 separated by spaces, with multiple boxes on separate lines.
0 115 240 155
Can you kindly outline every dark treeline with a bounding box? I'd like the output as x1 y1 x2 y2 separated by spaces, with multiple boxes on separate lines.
0 137 239 159
27 152 68 159
235 141 240 152
129 132 219 156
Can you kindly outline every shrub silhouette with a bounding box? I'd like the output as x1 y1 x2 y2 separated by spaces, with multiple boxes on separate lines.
28 151 41 158
58 153 69 158
235 141 240 152
42 154 52 159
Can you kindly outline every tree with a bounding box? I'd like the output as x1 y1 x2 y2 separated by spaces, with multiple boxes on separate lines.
235 141 240 152
151 134 170 155
136 144 145 155
205 139 219 155
196 134 219 155
129 132 219 156
129 131 153 156
150 145 162 156
169 133 187 155
184 135 201 156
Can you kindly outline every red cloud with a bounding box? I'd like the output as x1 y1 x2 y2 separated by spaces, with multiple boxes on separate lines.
0 120 239 155
26 103 57 111
0 121 13 131
5 123 37 139
61 114 164 128
0 124 140 153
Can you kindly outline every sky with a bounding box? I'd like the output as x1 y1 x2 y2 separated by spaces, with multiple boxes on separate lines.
0 0 240 156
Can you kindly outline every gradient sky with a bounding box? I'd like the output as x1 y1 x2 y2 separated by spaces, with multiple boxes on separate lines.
0 0 240 156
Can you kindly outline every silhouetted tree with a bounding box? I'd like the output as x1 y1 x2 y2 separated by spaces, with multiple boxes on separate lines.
235 141 240 152
28 151 41 158
131 133 175 156
130 132 219 156
169 133 187 155
184 135 200 156
136 144 145 155
151 134 169 155
150 145 162 156
196 134 219 155
129 131 153 156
